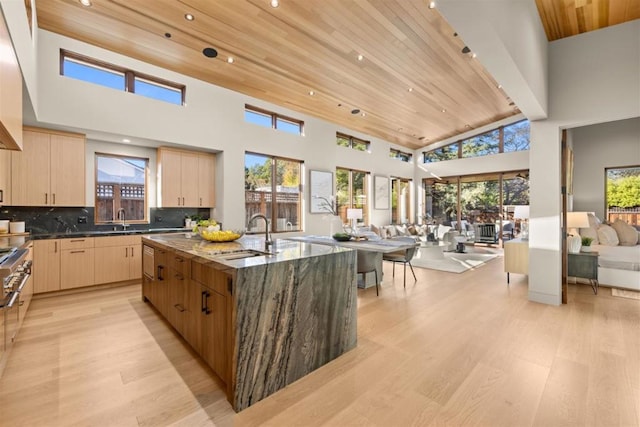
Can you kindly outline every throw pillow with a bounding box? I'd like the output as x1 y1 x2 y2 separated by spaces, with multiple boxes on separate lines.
370 224 381 238
597 224 619 246
387 226 397 237
611 219 638 246
407 225 417 235
580 213 600 245
395 225 408 236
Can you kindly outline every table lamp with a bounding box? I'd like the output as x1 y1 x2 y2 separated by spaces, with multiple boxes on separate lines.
513 205 530 240
346 208 363 235
566 211 589 254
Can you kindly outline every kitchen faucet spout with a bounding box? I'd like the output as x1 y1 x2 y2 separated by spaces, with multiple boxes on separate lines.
249 214 272 251
117 208 129 230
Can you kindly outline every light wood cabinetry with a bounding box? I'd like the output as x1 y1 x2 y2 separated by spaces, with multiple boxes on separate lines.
157 147 215 207
0 9 23 150
11 128 85 206
60 238 94 289
504 238 528 284
94 235 142 284
33 239 61 293
0 149 11 204
200 275 228 382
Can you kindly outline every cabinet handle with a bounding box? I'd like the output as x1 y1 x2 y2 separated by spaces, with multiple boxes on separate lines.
177 197 180 206
199 197 202 207
182 197 185 206
227 277 233 295
45 193 48 204
70 250 85 254
157 266 164 281
53 193 56 204
174 304 185 312
125 247 128 258
201 290 211 314
54 241 58 253
70 239 85 242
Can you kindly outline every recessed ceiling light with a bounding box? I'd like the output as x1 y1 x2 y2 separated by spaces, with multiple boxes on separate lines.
185 13 195 21
428 1 436 9
270 0 279 7
441 109 446 113
461 46 471 54
357 54 364 61
202 47 218 58
408 87 413 92
164 32 172 38
361 112 366 117
122 138 130 143
227 57 234 63
472 53 477 58
79 0 92 6
497 84 503 89
465 124 471 128
308 90 315 95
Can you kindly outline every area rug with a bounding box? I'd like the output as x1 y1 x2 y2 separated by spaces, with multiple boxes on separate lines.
611 288 640 300
410 250 500 274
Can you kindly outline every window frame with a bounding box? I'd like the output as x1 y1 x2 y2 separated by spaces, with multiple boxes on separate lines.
391 177 413 224
390 148 413 162
336 132 370 152
605 165 640 226
60 49 186 105
336 167 370 226
244 151 303 234
94 153 149 225
244 105 305 135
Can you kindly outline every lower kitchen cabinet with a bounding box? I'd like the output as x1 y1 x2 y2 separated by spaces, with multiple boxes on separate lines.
60 237 95 290
33 239 61 293
94 235 142 284
200 282 228 382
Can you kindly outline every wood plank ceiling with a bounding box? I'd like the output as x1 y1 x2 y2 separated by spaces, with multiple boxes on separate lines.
31 0 638 150
535 0 640 41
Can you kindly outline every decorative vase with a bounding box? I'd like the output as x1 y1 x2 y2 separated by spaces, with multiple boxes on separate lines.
326 215 344 235
567 234 582 254
581 245 592 252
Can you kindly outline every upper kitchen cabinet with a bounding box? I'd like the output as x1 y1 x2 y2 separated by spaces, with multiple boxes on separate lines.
158 147 215 208
0 9 23 150
0 149 10 204
11 127 86 206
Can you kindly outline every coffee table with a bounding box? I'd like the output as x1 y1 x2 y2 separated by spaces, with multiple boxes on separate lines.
419 241 445 260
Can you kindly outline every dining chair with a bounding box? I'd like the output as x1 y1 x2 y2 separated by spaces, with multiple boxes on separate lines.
357 250 379 296
382 237 418 288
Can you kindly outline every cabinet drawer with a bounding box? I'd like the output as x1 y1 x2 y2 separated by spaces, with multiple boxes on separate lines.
168 253 191 274
191 261 228 295
60 237 94 250
94 235 141 248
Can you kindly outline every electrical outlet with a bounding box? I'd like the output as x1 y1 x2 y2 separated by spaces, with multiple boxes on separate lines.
155 216 162 222
78 216 87 224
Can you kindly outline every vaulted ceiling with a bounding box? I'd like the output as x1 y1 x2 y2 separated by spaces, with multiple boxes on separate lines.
31 0 639 150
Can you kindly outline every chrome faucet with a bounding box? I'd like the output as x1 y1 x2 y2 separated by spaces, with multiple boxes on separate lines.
116 208 129 230
249 213 272 251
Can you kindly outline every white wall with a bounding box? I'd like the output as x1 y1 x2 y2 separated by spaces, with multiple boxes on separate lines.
23 29 414 234
571 118 640 219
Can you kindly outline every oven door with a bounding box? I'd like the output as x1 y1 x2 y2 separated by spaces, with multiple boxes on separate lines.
4 291 19 346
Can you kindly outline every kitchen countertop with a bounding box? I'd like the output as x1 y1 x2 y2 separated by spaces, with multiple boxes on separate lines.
142 233 354 269
29 227 193 239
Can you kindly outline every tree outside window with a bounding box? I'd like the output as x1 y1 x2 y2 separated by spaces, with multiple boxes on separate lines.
606 166 640 226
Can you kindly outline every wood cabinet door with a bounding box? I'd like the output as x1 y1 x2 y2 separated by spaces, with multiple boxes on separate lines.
50 134 85 206
129 244 142 280
61 248 95 289
180 151 199 207
0 14 23 150
158 148 182 207
12 130 50 206
201 282 228 383
184 281 203 354
94 246 129 284
153 248 169 317
0 149 11 205
167 267 188 335
33 239 61 293
197 153 216 207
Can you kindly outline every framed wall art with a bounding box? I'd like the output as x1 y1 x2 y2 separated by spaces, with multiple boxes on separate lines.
309 170 334 214
374 175 390 210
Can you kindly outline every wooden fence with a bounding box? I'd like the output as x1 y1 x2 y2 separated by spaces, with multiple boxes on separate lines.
607 207 639 226
245 190 300 231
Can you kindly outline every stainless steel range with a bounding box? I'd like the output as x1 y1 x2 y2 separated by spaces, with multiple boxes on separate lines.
0 247 32 373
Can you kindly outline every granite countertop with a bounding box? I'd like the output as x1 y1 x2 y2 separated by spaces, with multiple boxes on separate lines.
29 227 192 239
142 233 353 269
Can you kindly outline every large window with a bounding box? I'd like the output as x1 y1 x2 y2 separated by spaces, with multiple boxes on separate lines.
391 178 412 224
390 148 412 162
95 154 148 224
245 152 302 233
245 105 304 136
423 170 529 243
423 119 530 163
606 166 640 226
336 167 369 226
61 50 185 105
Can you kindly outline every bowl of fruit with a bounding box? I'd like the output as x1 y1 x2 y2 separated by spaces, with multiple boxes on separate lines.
332 232 352 242
195 220 244 242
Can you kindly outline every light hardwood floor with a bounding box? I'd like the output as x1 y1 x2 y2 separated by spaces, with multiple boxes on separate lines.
1 253 638 426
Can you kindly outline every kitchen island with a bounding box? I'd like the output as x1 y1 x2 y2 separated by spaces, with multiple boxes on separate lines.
141 233 357 411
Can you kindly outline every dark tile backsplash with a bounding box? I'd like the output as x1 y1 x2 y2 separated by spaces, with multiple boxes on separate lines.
0 206 211 235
